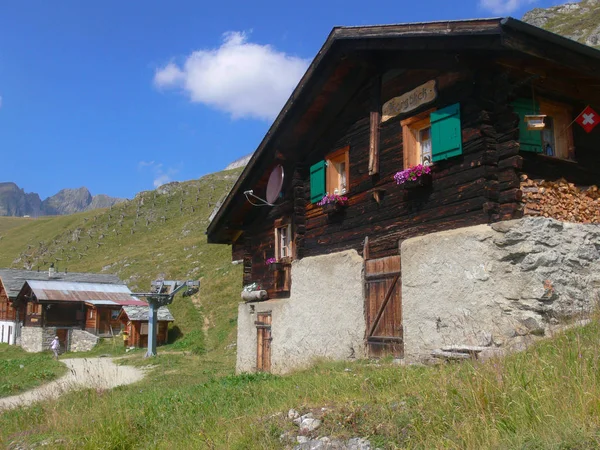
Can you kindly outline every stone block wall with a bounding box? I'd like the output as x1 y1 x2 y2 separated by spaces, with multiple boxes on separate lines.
402 217 600 362
20 326 57 353
70 330 99 352
237 250 365 374
19 327 99 353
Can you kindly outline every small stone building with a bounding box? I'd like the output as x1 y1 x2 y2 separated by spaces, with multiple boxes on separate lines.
118 305 174 348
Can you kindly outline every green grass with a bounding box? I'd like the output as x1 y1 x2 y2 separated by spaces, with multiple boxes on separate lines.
0 216 36 234
0 168 243 356
0 344 67 398
0 169 242 292
3 322 600 449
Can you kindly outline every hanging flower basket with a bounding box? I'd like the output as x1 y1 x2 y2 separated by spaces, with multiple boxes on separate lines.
394 165 432 189
317 194 348 214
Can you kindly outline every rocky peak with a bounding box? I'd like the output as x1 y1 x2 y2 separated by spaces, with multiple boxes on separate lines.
41 187 93 215
523 0 600 48
0 182 125 217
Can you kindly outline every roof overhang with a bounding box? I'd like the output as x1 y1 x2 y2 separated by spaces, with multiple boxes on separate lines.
206 17 600 244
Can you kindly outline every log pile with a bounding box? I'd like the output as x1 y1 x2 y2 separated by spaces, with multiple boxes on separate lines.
520 175 600 223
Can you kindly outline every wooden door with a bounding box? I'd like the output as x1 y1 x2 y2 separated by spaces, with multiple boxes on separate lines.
56 329 69 353
365 254 403 358
256 312 272 372
99 309 111 335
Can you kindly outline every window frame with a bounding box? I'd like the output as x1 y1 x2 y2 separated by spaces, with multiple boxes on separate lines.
274 218 293 262
538 97 575 161
401 108 436 169
325 146 350 195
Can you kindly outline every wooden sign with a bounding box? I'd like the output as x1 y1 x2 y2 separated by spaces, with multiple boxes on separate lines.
381 80 437 122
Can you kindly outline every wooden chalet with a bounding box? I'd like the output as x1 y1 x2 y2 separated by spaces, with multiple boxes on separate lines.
0 277 17 344
118 305 174 348
0 268 123 346
15 280 146 333
207 18 600 373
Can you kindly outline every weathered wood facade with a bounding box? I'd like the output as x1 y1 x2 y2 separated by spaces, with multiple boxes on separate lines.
85 304 123 336
208 18 600 371
0 278 19 344
14 280 148 337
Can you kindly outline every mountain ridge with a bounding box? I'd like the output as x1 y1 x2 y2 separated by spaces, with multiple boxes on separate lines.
0 182 125 217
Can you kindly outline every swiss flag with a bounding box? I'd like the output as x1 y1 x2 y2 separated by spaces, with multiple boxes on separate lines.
576 106 599 133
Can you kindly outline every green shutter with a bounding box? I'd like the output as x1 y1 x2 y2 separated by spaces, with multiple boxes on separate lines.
310 160 326 203
512 98 542 153
431 103 463 162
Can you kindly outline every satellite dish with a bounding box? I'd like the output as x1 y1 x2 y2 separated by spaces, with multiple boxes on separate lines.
266 165 284 204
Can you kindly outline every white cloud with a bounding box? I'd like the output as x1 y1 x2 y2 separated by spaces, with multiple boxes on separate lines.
154 31 310 121
137 161 179 188
153 173 173 188
138 160 155 168
479 0 537 14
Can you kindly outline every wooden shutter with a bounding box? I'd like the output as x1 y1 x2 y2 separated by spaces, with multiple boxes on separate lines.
431 103 462 162
309 160 326 203
512 98 542 153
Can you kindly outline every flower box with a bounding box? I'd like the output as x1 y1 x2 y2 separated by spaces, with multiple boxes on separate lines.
322 202 345 214
269 262 284 272
400 173 432 189
394 164 432 190
317 194 348 215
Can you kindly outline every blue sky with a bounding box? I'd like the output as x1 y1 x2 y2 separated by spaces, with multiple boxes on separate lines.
0 0 566 199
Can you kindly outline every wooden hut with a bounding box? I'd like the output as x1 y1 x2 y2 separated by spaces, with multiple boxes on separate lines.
118 305 174 348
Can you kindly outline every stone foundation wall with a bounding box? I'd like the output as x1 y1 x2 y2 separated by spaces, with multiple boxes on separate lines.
401 217 600 362
70 330 99 352
20 327 57 353
19 327 99 353
237 250 365 374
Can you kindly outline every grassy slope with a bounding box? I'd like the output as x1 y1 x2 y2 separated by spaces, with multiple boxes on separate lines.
0 169 243 356
526 0 600 48
0 344 67 398
2 322 600 448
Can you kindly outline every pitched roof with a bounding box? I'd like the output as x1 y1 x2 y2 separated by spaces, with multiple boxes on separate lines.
120 305 174 322
0 268 121 299
206 17 600 244
20 280 146 306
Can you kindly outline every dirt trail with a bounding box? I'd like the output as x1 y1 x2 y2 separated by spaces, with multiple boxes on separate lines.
0 357 145 412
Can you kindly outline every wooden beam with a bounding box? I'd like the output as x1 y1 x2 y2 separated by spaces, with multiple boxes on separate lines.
369 76 381 175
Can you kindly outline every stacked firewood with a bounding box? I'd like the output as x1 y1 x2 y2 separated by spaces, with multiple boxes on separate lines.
520 175 600 223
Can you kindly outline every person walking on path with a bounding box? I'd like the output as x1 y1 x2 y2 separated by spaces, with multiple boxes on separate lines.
51 336 60 360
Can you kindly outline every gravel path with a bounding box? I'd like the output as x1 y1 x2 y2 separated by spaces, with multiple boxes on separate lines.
0 357 145 412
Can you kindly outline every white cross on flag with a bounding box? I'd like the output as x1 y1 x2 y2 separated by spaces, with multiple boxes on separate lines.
576 106 599 133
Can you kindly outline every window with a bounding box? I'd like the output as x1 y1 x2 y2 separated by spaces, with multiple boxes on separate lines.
326 147 350 195
89 309 94 319
402 114 433 168
111 310 119 320
540 98 575 160
401 103 463 169
513 97 575 160
309 146 350 203
274 219 292 260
